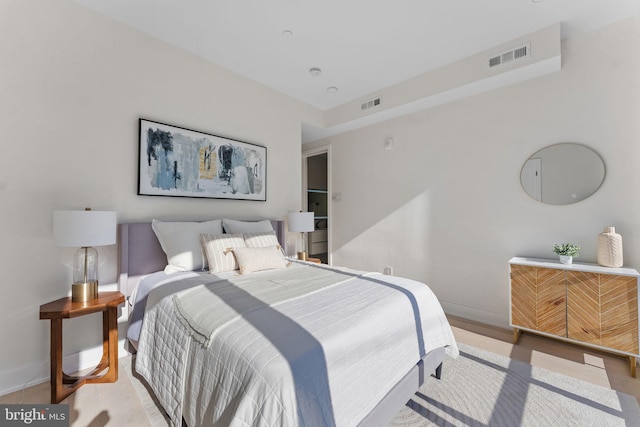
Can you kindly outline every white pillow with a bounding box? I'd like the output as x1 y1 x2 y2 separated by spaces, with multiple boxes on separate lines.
152 219 223 273
233 246 289 274
243 231 280 248
201 233 246 273
222 219 274 234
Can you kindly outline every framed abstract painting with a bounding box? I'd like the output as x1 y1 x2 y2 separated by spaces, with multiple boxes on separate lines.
138 119 267 201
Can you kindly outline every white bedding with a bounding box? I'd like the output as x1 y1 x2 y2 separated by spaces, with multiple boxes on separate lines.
134 262 458 426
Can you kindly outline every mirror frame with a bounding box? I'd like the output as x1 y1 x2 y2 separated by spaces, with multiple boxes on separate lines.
520 143 605 205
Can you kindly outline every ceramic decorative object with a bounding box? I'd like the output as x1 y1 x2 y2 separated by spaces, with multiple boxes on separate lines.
597 226 623 268
553 243 580 265
559 255 573 265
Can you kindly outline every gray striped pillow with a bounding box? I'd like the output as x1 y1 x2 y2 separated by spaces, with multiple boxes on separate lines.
200 233 246 273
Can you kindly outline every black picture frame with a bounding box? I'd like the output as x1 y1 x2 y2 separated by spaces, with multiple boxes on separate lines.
138 119 267 201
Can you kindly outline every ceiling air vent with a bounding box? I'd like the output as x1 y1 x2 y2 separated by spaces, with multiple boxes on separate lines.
488 43 530 69
361 96 382 111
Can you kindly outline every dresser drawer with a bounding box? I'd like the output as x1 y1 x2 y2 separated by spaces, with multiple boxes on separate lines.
310 229 327 244
310 241 327 255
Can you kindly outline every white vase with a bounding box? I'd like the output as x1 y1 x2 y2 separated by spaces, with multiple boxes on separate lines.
597 226 623 268
559 255 573 265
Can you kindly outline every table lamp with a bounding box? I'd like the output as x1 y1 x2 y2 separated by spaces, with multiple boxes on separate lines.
288 211 315 260
53 208 117 302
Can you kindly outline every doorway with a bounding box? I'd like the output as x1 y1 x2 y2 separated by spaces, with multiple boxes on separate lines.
303 148 330 264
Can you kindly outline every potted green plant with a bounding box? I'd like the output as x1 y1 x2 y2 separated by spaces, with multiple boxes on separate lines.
553 243 580 265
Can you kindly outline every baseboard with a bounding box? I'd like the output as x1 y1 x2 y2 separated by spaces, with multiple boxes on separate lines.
440 299 508 329
0 338 131 397
60 337 131 374
0 360 50 398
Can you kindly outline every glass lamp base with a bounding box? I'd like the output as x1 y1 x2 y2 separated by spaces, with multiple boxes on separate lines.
72 281 98 302
297 251 308 261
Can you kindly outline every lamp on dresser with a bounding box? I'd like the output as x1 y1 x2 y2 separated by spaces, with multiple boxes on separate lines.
288 211 315 261
53 208 117 302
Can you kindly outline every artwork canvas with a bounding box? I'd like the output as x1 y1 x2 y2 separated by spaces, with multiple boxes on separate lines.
138 119 266 201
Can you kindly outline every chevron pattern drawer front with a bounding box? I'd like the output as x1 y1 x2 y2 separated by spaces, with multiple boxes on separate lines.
511 264 537 330
566 271 639 354
511 264 566 337
537 267 566 337
599 274 638 354
566 271 600 345
510 257 640 376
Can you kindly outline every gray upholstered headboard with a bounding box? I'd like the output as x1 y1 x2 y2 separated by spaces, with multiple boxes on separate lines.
117 220 286 298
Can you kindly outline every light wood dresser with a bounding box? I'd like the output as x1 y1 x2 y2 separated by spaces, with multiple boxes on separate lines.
509 257 639 377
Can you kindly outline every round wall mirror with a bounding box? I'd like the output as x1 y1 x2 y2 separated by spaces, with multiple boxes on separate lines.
520 143 605 205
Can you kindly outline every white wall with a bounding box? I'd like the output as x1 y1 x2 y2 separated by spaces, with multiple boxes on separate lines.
306 16 640 326
0 0 320 394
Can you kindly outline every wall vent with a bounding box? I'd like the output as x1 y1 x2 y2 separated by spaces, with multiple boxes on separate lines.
361 96 382 111
488 43 530 69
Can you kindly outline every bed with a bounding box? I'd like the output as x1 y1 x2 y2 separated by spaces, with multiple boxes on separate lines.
119 219 458 426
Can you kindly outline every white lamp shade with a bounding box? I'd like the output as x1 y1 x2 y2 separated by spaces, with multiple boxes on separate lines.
53 210 117 247
288 212 315 232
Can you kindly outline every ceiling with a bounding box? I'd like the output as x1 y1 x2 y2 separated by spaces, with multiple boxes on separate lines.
73 0 639 112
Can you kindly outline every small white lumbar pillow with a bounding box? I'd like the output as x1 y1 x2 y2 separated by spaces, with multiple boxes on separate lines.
233 246 289 274
222 219 274 234
152 219 223 273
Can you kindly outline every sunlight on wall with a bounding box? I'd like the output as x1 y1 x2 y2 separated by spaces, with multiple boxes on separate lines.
332 190 434 280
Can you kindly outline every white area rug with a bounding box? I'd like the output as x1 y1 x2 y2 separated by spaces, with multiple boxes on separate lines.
390 343 640 426
128 344 640 426
124 357 171 427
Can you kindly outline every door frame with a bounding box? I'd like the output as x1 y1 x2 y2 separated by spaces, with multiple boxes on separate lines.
302 145 332 265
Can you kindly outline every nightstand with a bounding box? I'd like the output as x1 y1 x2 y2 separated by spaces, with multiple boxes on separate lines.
306 257 322 264
39 291 125 403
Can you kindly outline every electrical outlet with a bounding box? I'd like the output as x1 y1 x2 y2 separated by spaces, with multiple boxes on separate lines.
383 266 393 275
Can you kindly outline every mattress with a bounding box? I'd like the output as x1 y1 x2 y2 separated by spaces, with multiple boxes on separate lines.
131 261 458 426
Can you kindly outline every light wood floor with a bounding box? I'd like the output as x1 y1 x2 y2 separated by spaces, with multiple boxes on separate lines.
2 315 639 426
447 315 640 401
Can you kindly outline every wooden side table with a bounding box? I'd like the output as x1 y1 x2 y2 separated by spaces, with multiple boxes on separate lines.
39 291 125 403
306 257 322 264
